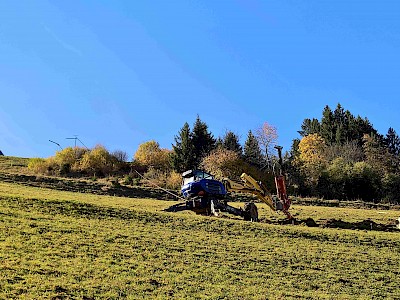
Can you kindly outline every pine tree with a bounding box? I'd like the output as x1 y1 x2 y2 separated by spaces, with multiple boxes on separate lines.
215 137 223 149
243 130 263 167
298 118 320 137
385 127 400 156
353 116 377 145
320 105 335 144
362 132 389 175
171 122 195 173
333 103 347 144
345 110 357 141
191 115 216 167
222 131 242 155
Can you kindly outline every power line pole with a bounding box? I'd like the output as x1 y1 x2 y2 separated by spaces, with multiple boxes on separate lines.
66 136 78 148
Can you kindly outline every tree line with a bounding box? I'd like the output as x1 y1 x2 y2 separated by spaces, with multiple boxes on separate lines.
28 105 400 204
289 103 400 203
133 115 276 190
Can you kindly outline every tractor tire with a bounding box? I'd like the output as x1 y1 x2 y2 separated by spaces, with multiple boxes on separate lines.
243 202 258 222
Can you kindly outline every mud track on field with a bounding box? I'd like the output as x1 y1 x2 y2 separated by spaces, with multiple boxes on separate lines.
265 217 399 232
165 203 399 232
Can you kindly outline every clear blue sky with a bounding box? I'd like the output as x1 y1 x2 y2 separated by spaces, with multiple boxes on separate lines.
1 1 399 158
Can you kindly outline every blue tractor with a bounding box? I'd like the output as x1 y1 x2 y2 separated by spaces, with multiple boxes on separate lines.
181 169 227 209
180 165 293 221
180 169 260 221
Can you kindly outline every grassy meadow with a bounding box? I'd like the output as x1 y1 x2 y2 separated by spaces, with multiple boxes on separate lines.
1 156 400 299
0 156 29 174
0 180 400 299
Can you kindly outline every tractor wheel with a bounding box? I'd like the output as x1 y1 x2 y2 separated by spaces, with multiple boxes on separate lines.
243 202 258 222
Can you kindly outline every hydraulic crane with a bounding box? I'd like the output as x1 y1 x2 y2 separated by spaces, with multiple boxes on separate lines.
180 146 293 221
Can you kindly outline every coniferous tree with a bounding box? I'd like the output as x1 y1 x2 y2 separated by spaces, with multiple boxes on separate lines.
191 115 216 167
320 105 335 144
298 118 320 137
345 110 357 142
384 127 400 156
243 130 263 167
362 132 389 175
215 137 223 149
333 103 347 144
354 116 378 146
171 122 195 173
222 131 242 155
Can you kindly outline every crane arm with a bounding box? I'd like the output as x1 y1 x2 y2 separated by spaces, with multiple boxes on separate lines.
222 174 275 211
222 173 293 219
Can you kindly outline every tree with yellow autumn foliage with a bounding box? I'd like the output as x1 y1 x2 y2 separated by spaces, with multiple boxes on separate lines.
134 140 171 170
295 133 328 185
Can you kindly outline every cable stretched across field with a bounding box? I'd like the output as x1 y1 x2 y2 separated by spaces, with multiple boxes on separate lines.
133 170 186 201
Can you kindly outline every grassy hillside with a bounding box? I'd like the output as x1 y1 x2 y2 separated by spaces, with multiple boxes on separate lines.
1 181 399 299
1 156 399 298
0 156 29 174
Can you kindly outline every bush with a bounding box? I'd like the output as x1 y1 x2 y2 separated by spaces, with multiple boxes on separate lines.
349 161 381 201
28 145 130 178
28 158 48 174
201 148 275 191
200 148 242 180
142 167 167 188
54 147 88 174
166 171 182 190
317 160 381 201
134 141 171 170
79 145 114 176
142 168 181 190
123 174 134 185
382 173 400 204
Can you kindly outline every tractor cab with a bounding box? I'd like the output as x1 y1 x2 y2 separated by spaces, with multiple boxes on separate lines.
181 169 227 200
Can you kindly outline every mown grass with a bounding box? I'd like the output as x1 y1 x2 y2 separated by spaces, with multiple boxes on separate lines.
0 156 30 174
1 182 400 299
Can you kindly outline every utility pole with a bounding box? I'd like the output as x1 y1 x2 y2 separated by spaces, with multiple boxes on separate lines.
66 135 89 150
66 136 78 148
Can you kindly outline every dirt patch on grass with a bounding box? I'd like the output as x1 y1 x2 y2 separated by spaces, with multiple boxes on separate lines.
271 217 399 232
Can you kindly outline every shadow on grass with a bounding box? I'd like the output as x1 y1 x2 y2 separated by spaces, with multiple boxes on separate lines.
1 196 399 249
163 202 189 213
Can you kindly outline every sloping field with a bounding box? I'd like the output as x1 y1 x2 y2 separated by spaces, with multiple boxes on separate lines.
0 182 399 299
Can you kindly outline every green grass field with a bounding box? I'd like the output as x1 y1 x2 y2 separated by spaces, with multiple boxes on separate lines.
1 180 400 299
0 156 29 174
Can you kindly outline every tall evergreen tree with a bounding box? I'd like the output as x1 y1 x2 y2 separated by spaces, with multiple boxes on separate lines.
333 103 348 144
320 105 335 144
385 127 400 156
171 122 195 173
243 130 263 167
353 116 377 145
215 137 223 149
222 131 242 155
298 118 320 137
191 115 216 167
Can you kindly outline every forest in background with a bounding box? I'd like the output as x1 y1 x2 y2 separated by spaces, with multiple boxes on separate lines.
28 103 400 204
